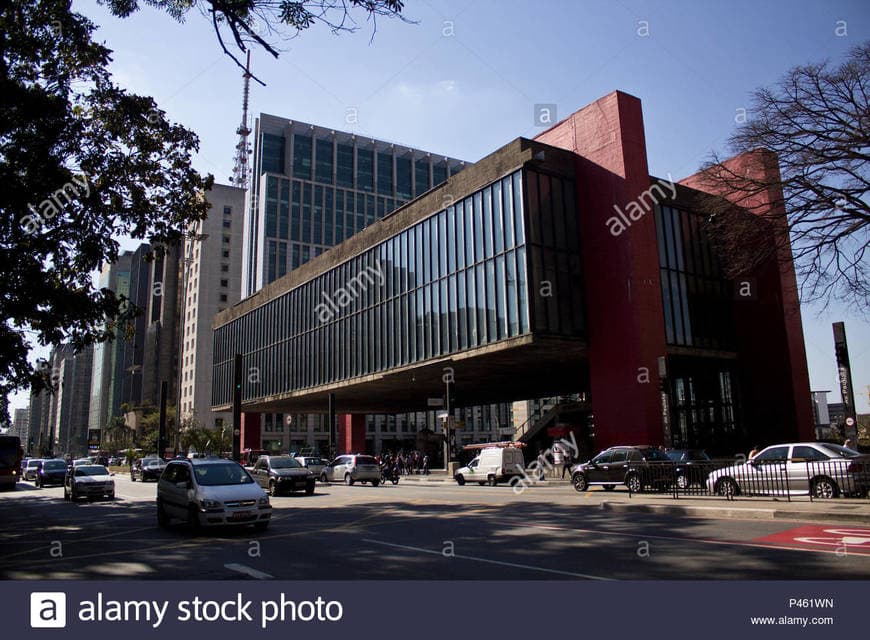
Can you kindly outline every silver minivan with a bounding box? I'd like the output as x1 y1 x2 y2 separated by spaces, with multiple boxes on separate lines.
156 459 271 531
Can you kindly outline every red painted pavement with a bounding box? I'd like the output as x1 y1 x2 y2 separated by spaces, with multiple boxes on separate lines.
755 525 870 555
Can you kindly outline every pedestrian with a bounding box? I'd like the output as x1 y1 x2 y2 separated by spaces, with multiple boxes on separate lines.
844 438 856 451
552 442 564 480
422 454 430 475
561 449 573 479
748 445 760 459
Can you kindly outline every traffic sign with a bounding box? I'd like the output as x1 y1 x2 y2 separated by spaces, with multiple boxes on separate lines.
845 417 855 426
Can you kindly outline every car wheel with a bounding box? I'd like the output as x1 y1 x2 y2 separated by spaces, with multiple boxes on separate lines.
602 484 615 492
320 472 328 483
487 475 497 487
156 499 169 528
572 473 588 492
716 477 739 497
455 474 466 486
345 474 354 486
187 505 201 533
130 474 136 482
254 521 269 532
625 473 642 494
811 477 839 499
676 474 689 490
305 483 315 495
268 481 278 497
371 478 380 487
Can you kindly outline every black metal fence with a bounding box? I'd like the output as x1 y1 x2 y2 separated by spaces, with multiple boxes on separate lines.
624 458 870 501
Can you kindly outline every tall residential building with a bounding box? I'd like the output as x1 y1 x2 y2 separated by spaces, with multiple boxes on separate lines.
180 183 246 429
12 407 30 443
242 115 467 298
141 244 181 409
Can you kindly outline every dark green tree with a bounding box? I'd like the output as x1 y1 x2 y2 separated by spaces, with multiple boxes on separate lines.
0 1 213 398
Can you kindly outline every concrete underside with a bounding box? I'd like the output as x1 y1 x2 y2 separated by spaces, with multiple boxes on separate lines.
222 335 589 414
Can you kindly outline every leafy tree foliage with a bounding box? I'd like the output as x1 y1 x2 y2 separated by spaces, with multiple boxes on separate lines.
0 1 213 398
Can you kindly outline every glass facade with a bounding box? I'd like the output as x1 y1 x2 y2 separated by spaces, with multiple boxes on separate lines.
244 118 466 298
655 205 735 349
214 169 566 407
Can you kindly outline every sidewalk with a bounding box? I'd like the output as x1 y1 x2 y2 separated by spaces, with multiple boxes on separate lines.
398 470 870 524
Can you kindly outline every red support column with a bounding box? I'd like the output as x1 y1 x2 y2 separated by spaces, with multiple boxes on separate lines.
535 91 668 450
338 414 366 455
240 412 261 451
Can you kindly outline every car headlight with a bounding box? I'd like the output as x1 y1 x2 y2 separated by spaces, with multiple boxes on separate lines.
201 499 222 509
258 496 270 506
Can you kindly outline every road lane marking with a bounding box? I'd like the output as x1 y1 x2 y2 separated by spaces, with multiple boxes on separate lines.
224 563 274 580
362 538 613 580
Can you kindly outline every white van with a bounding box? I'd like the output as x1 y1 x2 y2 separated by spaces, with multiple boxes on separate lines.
454 446 525 486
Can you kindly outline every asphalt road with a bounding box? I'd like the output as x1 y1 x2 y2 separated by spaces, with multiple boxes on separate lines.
1 475 869 580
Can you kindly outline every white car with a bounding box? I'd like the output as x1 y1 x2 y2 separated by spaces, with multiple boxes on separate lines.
156 458 271 531
706 442 869 499
320 454 381 485
454 446 525 486
64 464 115 501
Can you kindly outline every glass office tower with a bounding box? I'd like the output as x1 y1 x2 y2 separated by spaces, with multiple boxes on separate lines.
242 114 467 299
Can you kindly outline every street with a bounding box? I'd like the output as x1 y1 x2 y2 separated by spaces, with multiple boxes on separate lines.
2 476 870 580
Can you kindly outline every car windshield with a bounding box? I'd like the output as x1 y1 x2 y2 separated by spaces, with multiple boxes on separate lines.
75 465 108 476
143 459 162 467
43 460 67 470
355 456 378 465
818 443 860 458
303 457 324 465
270 457 302 469
193 463 253 486
27 460 41 468
665 451 684 461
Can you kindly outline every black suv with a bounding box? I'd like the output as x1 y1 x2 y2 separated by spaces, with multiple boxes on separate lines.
34 459 68 488
250 455 315 496
571 446 672 493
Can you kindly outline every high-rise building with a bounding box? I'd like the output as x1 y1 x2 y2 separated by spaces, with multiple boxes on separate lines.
242 115 467 298
141 244 181 410
180 183 246 430
12 407 30 443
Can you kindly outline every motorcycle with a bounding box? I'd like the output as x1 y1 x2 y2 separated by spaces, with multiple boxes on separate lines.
380 465 400 485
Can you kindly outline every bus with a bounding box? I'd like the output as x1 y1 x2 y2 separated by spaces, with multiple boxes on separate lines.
0 435 23 491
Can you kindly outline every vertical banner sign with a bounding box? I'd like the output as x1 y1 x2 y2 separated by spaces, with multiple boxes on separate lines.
658 356 673 447
87 429 101 452
833 322 857 441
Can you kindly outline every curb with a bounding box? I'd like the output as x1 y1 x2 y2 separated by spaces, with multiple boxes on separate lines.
599 500 870 524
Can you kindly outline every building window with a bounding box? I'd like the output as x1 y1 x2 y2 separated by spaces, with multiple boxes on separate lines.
220 293 228 302
292 134 312 179
377 151 393 195
356 147 374 193
336 143 354 188
262 133 285 174
221 264 229 272
223 206 232 216
315 138 333 184
222 249 230 258
220 279 228 288
223 235 230 244
222 219 231 229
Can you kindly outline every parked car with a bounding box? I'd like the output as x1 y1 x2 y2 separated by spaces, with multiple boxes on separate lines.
571 446 673 493
706 442 870 498
131 457 167 482
73 457 93 467
251 455 315 496
34 459 68 488
665 449 712 489
295 456 326 478
320 454 381 486
64 464 115 501
454 446 526 486
23 458 42 481
156 458 271 531
240 449 270 468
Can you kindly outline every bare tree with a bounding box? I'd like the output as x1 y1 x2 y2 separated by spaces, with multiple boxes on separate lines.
100 1 410 84
692 41 869 311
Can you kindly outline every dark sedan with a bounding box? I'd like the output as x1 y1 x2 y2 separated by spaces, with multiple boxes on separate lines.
251 455 315 496
131 457 166 482
571 446 673 493
665 449 712 489
35 459 68 488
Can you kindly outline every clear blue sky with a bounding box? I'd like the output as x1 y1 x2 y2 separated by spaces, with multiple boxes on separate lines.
9 0 869 414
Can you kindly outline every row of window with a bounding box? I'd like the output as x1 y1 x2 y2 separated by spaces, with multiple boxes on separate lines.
655 206 735 350
213 171 530 405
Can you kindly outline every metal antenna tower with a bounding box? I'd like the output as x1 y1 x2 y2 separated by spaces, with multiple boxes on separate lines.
231 50 252 189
